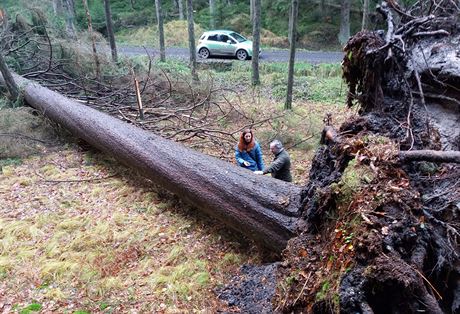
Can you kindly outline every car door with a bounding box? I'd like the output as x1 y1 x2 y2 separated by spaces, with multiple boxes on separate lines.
206 34 221 55
219 34 236 55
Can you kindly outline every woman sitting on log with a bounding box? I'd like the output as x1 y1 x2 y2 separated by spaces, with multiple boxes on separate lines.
235 129 265 172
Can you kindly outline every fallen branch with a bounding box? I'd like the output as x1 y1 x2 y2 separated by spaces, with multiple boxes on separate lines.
0 132 50 144
399 150 460 163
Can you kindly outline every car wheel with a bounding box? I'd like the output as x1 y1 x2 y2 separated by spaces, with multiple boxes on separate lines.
236 49 248 61
198 48 210 59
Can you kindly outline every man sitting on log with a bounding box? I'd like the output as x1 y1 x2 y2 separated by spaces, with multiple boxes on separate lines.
255 140 292 182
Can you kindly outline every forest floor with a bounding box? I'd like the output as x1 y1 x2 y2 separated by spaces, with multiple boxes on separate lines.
0 83 351 313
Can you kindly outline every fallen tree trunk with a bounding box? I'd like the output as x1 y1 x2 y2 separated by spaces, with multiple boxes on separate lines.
399 150 460 163
0 72 303 252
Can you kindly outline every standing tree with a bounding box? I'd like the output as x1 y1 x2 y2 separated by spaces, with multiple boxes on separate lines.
209 0 216 28
338 0 350 45
250 0 253 23
82 0 101 81
362 0 369 30
186 0 199 82
285 0 298 110
155 0 166 62
0 52 19 101
178 0 184 20
319 0 326 19
103 0 118 63
62 0 77 39
52 0 63 15
251 0 260 86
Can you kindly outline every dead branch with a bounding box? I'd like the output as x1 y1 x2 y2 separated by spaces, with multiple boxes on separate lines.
399 150 460 163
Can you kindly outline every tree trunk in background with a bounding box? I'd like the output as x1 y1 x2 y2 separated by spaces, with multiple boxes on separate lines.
285 0 298 110
155 0 166 62
62 0 77 39
178 0 184 20
82 0 101 81
250 0 253 23
130 0 136 9
338 0 350 46
319 0 325 18
186 0 199 82
251 0 260 86
209 0 216 29
0 72 301 253
103 0 118 63
362 0 369 30
0 52 19 101
52 0 63 15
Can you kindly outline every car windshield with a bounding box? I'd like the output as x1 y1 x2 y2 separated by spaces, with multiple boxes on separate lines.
229 32 247 43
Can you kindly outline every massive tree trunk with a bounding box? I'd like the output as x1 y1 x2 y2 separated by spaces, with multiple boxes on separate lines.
0 72 301 252
103 0 118 63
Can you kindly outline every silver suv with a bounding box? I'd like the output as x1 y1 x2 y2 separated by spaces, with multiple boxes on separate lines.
196 30 258 61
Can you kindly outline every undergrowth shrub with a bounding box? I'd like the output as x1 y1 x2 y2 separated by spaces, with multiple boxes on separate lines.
0 108 57 160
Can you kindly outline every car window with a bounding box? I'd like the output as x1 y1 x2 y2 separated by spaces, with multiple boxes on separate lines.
229 32 246 43
208 34 218 41
219 35 229 42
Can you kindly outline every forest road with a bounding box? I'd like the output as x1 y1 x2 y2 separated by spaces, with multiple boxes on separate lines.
118 46 343 64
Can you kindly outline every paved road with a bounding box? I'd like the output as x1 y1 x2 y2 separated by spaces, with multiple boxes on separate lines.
118 45 343 64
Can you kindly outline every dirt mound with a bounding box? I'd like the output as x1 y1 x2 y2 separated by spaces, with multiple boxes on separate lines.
218 263 279 313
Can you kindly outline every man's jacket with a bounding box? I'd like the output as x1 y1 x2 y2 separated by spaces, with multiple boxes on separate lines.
263 149 292 182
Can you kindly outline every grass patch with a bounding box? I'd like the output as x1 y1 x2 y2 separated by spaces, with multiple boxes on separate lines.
0 107 58 159
0 148 259 312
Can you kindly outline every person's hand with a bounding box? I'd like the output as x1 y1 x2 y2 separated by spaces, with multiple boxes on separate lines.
243 161 250 167
254 171 264 175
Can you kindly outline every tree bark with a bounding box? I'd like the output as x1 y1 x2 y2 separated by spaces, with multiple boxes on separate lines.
285 0 298 110
209 0 216 29
103 0 118 63
53 0 64 15
251 0 261 86
155 0 166 62
0 72 301 252
0 52 19 101
62 0 77 39
186 0 199 82
399 150 460 163
178 0 184 20
338 0 350 46
82 0 101 81
250 0 254 23
319 0 326 19
361 0 369 30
